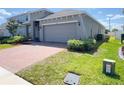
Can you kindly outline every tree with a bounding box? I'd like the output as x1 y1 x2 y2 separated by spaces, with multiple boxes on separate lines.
112 28 118 32
6 20 19 36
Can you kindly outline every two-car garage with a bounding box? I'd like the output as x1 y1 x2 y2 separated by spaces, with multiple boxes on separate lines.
43 22 78 43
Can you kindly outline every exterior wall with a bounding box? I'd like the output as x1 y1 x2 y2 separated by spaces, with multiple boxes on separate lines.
10 13 29 23
16 25 32 37
30 10 52 22
82 15 105 39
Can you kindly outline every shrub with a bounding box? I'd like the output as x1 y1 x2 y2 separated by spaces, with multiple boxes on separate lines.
83 39 96 45
67 39 96 52
96 34 104 41
83 39 96 51
67 39 84 51
1 36 26 44
0 36 10 40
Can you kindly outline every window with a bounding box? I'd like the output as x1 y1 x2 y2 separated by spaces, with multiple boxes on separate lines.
26 16 28 21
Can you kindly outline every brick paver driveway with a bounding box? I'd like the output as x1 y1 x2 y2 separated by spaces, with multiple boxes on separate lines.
0 42 65 73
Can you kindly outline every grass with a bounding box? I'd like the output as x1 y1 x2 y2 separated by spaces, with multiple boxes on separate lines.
0 44 14 50
17 37 124 85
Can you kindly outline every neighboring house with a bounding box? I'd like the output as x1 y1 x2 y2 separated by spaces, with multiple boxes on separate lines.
0 23 11 37
35 10 105 43
115 30 124 40
8 9 53 40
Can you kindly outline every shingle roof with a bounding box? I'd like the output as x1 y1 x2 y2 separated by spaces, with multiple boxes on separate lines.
39 10 83 20
8 9 53 20
38 10 105 28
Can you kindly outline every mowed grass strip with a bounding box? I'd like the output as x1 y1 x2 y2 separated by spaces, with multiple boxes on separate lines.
17 37 124 85
0 44 14 50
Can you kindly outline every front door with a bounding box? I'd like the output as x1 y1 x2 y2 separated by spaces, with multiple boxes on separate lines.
33 21 40 41
26 25 29 39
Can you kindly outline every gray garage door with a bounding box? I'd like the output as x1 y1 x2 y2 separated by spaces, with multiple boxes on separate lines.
44 23 77 43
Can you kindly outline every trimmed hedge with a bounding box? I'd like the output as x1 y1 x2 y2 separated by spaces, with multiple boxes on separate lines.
67 39 96 52
67 39 84 51
1 36 26 44
83 40 96 51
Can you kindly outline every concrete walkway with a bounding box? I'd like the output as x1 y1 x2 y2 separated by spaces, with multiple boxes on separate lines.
0 67 32 85
0 42 65 73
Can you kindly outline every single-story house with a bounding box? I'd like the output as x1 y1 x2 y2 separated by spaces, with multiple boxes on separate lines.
35 10 105 43
115 30 124 40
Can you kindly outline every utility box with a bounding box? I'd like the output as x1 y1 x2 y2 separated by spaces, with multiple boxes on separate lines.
103 59 115 75
64 72 80 85
121 34 124 43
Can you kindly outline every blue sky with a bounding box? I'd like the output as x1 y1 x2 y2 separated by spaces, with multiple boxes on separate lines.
0 8 123 30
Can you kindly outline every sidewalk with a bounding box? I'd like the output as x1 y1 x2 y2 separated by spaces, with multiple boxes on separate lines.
0 67 32 85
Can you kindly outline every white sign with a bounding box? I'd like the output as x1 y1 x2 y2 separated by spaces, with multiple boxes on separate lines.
106 64 111 73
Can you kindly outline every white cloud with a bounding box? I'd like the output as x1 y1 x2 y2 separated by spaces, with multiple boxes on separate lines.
0 9 12 16
106 14 114 17
12 11 21 15
12 10 28 16
106 14 124 20
111 14 124 20
98 19 123 30
98 19 108 27
110 23 123 30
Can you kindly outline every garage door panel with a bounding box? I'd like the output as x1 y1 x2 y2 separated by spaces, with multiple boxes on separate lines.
44 23 77 42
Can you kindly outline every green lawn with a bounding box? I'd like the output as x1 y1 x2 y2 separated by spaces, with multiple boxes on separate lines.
0 44 14 50
17 37 124 85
